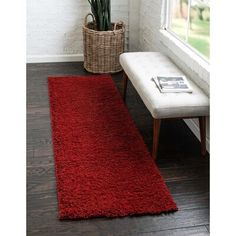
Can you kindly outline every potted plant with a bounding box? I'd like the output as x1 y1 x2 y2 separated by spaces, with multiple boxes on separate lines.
83 0 125 73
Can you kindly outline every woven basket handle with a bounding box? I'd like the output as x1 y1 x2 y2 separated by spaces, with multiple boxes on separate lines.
84 13 95 26
114 21 125 31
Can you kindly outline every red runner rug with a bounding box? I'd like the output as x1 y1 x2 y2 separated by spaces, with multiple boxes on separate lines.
48 75 177 219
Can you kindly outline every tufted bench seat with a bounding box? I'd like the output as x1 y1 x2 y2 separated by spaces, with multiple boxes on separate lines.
119 52 209 159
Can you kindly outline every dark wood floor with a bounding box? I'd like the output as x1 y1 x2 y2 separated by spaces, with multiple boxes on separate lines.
27 62 209 236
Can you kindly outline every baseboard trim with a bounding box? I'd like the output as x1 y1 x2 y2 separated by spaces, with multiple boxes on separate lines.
184 119 210 152
27 54 84 63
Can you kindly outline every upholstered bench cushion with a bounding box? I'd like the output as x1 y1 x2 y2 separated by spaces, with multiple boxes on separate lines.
120 52 209 119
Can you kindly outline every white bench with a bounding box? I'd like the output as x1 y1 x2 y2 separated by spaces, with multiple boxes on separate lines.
119 52 209 159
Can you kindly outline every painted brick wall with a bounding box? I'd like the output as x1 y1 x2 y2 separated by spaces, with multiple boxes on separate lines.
128 0 141 52
27 0 129 61
139 0 163 52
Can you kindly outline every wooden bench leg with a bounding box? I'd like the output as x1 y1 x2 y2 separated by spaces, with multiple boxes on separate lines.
152 119 161 160
122 72 128 103
199 116 207 156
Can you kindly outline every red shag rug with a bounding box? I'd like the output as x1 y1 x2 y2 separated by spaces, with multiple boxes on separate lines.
48 75 177 220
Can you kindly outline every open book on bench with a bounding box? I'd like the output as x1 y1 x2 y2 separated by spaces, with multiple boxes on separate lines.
152 76 193 93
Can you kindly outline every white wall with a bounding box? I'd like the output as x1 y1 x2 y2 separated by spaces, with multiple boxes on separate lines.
128 0 141 52
139 0 162 52
27 0 129 62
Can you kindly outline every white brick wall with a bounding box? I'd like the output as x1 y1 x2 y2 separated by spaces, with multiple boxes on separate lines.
128 0 141 52
27 0 129 62
139 0 163 52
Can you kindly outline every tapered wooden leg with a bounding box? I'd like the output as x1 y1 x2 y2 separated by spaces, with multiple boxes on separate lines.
199 116 207 156
152 119 161 160
122 72 128 103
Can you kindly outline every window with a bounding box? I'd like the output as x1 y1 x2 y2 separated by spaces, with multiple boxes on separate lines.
165 0 210 59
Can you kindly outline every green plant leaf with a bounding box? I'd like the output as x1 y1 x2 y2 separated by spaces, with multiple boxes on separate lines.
87 0 111 31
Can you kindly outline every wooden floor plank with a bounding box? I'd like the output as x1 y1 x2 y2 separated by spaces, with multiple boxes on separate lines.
27 208 209 235
133 226 209 236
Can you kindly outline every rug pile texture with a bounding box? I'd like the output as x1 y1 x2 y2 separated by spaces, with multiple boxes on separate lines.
48 75 177 219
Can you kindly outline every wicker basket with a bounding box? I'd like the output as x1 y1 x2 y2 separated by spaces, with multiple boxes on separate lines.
83 13 125 74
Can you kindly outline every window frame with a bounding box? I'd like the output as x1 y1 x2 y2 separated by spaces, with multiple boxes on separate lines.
163 0 210 63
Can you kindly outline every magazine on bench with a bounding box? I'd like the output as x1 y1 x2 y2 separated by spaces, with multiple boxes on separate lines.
152 76 193 93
